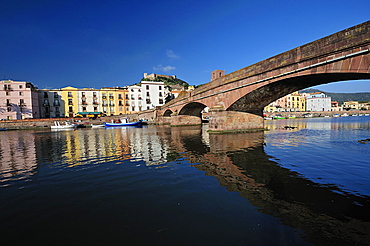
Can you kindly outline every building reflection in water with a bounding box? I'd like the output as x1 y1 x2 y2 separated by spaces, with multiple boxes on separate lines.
0 131 37 184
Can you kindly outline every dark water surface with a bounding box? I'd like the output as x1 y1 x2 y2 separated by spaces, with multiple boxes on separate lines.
1 116 370 245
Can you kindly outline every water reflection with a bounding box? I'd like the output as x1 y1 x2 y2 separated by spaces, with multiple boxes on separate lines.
0 120 369 245
171 126 370 245
0 131 37 183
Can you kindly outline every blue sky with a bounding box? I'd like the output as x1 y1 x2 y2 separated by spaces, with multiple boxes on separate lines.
1 0 369 93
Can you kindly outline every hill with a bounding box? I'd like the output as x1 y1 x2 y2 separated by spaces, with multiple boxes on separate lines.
300 89 370 104
141 76 189 89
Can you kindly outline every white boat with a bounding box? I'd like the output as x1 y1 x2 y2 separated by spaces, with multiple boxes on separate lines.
341 113 349 117
91 124 105 128
333 114 340 117
51 121 78 130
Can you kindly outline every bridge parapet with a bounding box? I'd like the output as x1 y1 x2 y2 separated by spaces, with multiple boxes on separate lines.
195 21 370 94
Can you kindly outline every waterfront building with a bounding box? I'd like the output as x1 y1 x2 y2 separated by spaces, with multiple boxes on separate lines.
264 91 305 112
141 81 165 110
0 79 40 120
128 85 142 113
38 89 64 118
306 92 331 111
331 101 343 111
99 87 129 116
61 87 79 117
359 102 370 110
343 101 359 110
286 91 302 112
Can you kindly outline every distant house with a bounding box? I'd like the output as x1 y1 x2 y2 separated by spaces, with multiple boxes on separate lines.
331 101 343 111
343 101 359 110
306 92 331 111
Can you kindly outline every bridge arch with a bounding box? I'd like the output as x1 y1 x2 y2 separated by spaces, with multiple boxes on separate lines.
163 109 173 117
178 102 207 117
227 73 370 115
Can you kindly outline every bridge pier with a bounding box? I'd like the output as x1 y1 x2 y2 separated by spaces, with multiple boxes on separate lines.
170 115 202 126
208 107 264 133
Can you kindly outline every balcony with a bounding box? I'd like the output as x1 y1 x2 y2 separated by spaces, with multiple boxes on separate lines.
82 102 88 105
19 103 26 107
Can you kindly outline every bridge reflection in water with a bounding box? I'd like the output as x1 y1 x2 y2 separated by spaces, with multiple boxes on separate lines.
170 126 370 245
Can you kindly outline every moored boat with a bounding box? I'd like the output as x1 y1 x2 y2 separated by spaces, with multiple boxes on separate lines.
91 124 105 128
104 118 142 127
51 121 78 130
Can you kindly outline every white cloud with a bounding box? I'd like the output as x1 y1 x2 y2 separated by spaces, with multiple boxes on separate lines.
153 65 176 72
166 50 180 59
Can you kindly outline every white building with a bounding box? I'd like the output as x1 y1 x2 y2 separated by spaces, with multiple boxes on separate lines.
306 92 331 111
128 81 165 112
128 85 142 113
141 81 165 110
0 79 40 120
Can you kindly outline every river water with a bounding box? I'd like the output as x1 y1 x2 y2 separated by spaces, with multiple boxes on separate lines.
1 116 369 245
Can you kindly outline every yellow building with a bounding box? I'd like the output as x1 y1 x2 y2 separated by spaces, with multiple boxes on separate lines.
61 87 79 117
343 101 359 110
287 91 301 110
59 86 129 117
100 87 129 116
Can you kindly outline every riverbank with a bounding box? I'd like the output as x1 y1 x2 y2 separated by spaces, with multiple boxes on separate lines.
0 116 143 130
264 110 370 119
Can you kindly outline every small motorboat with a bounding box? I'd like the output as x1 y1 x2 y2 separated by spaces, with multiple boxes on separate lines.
91 124 105 128
0 128 7 131
51 121 78 130
104 118 142 127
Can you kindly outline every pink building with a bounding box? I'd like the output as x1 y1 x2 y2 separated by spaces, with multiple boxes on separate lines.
0 79 40 120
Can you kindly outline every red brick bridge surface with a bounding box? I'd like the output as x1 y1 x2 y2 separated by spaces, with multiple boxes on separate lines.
156 21 370 132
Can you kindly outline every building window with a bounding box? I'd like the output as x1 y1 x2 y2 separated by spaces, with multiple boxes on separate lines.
6 92 10 96
19 85 23 89
146 92 150 96
19 92 23 96
7 107 12 112
82 107 87 112
146 85 149 90
69 107 73 112
159 86 162 90
68 99 73 105
68 92 72 97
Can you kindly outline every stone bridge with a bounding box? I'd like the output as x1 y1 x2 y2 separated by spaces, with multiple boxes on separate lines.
156 21 370 132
